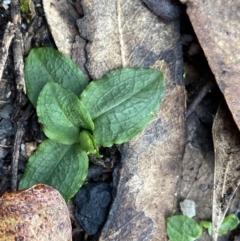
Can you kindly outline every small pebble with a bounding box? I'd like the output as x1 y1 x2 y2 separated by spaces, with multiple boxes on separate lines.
20 143 26 157
180 199 196 218
74 182 112 235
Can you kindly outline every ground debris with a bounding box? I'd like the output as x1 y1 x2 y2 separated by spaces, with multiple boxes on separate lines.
212 102 240 240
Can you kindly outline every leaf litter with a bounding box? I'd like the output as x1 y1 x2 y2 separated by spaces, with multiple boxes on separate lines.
212 102 240 240
0 0 240 240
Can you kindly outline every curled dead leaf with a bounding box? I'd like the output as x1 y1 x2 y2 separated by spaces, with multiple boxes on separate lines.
0 184 71 241
212 102 240 240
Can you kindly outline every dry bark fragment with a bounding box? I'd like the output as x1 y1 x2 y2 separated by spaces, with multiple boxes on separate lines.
42 0 88 72
212 102 240 241
78 1 185 240
0 22 15 81
11 0 25 93
10 0 27 192
180 0 240 131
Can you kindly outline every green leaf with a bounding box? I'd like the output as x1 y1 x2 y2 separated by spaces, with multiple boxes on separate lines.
79 130 101 157
37 82 94 145
199 220 212 235
218 214 239 236
18 140 88 202
21 0 29 14
80 68 164 147
25 47 88 107
167 215 202 241
201 214 239 236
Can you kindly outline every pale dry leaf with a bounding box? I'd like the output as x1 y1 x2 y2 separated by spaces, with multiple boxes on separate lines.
180 0 240 131
42 0 79 57
78 1 185 240
176 107 216 241
212 102 240 240
0 184 72 241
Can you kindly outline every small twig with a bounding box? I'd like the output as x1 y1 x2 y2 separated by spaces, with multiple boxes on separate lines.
11 0 26 93
11 122 24 191
0 22 15 81
9 0 28 192
11 104 33 191
0 144 12 148
186 81 216 119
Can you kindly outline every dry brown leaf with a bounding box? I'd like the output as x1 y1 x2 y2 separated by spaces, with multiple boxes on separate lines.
176 106 216 241
42 0 88 74
78 1 185 240
180 0 240 131
42 0 79 57
212 102 240 240
178 114 214 221
0 184 71 241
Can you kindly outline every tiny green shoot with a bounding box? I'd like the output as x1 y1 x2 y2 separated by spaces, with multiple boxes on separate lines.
167 215 202 241
167 214 239 241
200 214 239 236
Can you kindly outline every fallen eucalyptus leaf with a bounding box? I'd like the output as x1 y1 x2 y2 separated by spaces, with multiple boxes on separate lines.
0 184 71 241
19 140 89 201
42 0 79 56
179 0 240 131
212 102 240 240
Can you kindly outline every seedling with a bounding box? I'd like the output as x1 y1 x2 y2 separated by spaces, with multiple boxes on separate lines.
167 214 239 241
19 47 165 201
167 215 202 241
200 214 239 236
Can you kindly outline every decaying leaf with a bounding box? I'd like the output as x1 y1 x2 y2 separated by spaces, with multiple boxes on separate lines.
0 184 71 241
78 0 185 240
178 113 214 222
180 0 240 131
212 102 240 240
42 0 79 57
42 0 88 74
142 0 181 21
